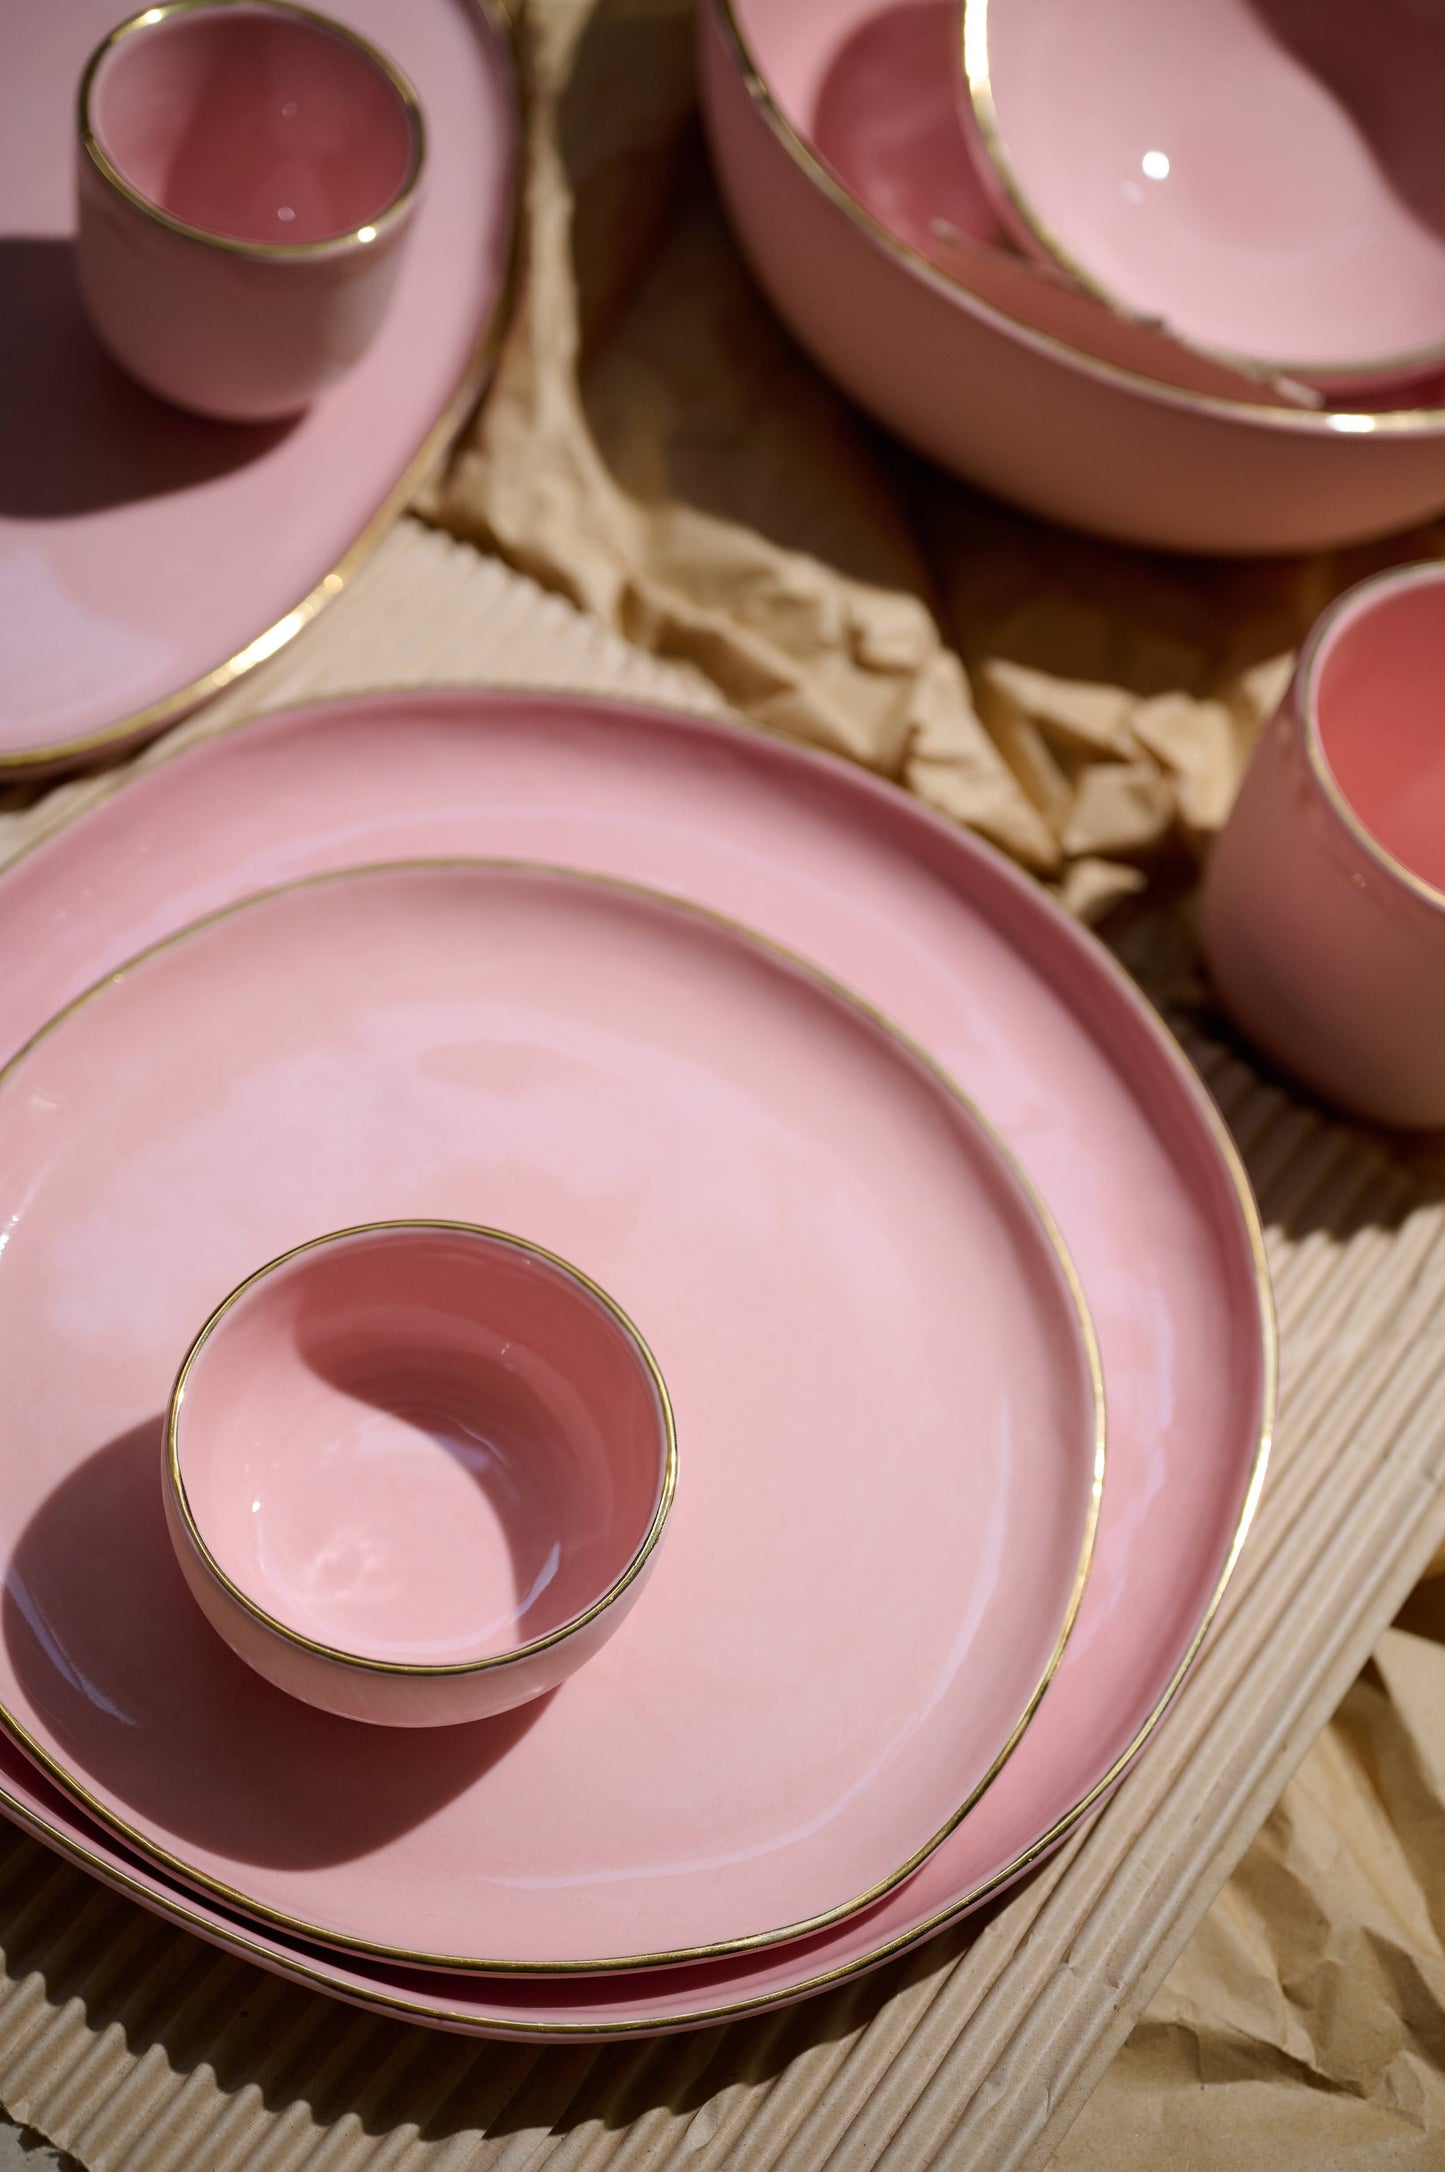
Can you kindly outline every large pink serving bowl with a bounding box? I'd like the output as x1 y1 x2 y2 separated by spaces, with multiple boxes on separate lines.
700 0 1445 554
165 1221 677 1728
1203 562 1445 1129
962 0 1445 395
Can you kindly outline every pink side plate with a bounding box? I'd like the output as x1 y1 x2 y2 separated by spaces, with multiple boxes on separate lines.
0 0 516 773
0 860 1103 1974
0 689 1272 2035
963 0 1445 393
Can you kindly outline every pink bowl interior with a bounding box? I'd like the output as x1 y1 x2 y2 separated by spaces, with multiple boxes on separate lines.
1313 574 1445 895
173 1226 670 1666
89 3 418 245
981 0 1445 383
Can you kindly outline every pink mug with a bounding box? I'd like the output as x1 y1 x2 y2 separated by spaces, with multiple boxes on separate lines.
76 0 425 423
1202 563 1445 1129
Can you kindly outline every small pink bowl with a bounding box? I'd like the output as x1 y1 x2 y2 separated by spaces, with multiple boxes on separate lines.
961 0 1445 395
76 0 425 422
1202 563 1445 1129
164 1222 677 1727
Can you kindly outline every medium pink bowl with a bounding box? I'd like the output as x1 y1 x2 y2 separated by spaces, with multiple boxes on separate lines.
962 0 1445 395
701 0 1445 554
164 1222 678 1727
76 0 425 422
1202 563 1445 1129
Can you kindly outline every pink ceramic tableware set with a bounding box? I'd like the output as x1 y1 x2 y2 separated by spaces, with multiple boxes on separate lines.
0 0 1440 2052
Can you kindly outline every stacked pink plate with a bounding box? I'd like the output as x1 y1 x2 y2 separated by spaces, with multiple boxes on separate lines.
0 686 1274 2038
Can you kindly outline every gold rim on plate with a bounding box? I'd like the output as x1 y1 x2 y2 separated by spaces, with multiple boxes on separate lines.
4 0 522 778
80 0 427 262
0 854 1105 1975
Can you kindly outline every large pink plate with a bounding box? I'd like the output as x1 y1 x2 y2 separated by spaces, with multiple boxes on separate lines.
0 690 1273 2034
0 858 1103 1972
0 0 517 775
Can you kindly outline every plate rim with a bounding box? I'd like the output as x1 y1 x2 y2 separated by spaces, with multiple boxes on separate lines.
0 853 1106 1975
0 684 1275 2032
0 0 523 780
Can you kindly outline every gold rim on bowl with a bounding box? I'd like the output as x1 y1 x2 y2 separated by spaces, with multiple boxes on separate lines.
6 0 521 779
166 1218 679 1681
958 0 1445 395
79 0 426 262
0 853 1105 1975
714 0 1445 437
1293 560 1445 913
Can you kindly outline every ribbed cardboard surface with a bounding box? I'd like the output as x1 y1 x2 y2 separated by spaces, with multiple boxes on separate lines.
0 523 1440 2172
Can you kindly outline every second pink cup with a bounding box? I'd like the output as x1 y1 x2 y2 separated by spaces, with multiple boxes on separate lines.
1203 562 1445 1130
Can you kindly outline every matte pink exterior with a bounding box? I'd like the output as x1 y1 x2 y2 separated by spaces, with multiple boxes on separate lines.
0 689 1271 2032
166 1224 674 1728
77 6 422 422
973 0 1445 392
1202 565 1445 1128
701 0 1445 554
0 860 1099 1971
0 0 516 766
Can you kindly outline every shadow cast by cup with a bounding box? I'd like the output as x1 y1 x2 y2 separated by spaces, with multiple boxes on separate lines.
0 236 295 518
1 1418 552 1875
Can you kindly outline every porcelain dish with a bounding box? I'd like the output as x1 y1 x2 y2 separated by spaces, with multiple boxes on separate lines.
702 0 1445 553
961 0 1445 394
0 857 1103 1973
165 1221 678 1728
1203 562 1445 1128
0 689 1273 2033
77 1 426 422
0 0 517 772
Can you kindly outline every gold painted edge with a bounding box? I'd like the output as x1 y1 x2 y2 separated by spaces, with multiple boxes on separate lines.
0 684 1275 2032
0 854 1105 1977
167 1219 678 1680
1294 560 1445 912
713 0 1444 437
959 0 1445 393
0 0 523 778
80 0 427 260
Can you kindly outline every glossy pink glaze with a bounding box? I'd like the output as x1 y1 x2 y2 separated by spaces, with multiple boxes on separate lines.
812 1 1303 409
92 6 415 243
975 0 1445 389
0 690 1270 2030
1203 564 1445 1128
0 860 1100 1970
0 0 515 762
703 0 1445 553
78 4 423 421
167 1223 674 1727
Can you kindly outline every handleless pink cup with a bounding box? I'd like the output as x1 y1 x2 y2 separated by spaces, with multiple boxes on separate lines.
77 0 425 423
1202 563 1445 1129
164 1223 678 1728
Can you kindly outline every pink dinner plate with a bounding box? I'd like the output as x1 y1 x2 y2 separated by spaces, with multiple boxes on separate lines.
0 859 1104 1974
0 0 517 775
0 690 1272 2035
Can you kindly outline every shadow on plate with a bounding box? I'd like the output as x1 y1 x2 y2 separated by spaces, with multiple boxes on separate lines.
0 236 295 519
0 1416 551 1875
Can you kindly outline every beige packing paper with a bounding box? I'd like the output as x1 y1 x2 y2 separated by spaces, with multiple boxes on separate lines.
421 0 1445 2156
